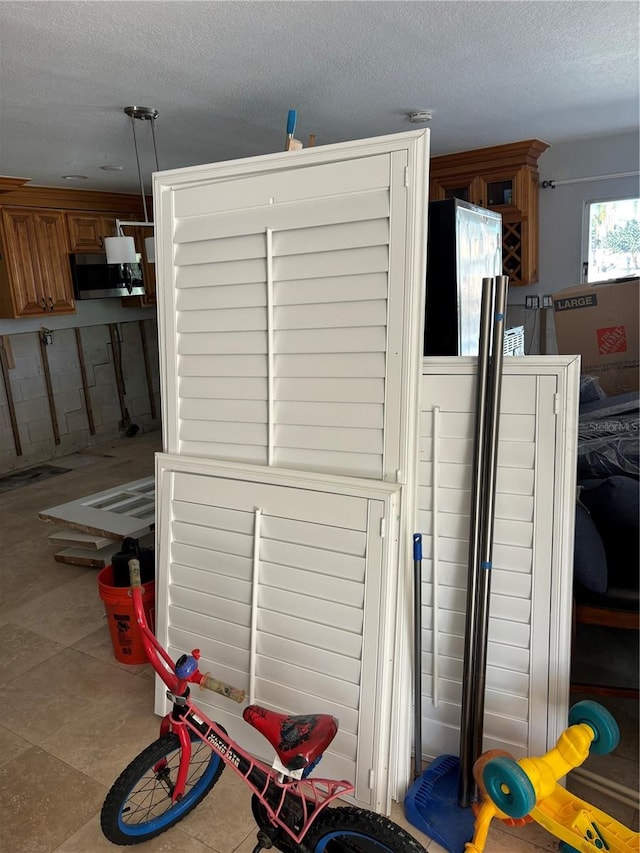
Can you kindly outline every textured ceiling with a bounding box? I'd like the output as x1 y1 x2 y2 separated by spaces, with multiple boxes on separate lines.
1 0 638 194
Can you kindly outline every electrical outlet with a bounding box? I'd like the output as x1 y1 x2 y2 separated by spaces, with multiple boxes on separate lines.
525 296 540 309
542 295 553 308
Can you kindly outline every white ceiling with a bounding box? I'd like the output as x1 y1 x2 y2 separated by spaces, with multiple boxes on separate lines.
1 0 638 194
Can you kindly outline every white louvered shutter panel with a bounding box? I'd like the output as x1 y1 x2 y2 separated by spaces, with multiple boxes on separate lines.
154 454 402 810
156 133 428 482
416 357 579 763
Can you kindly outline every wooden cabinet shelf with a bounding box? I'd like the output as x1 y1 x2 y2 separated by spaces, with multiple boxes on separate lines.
430 139 549 286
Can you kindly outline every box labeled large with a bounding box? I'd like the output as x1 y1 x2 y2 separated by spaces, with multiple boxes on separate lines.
552 277 639 395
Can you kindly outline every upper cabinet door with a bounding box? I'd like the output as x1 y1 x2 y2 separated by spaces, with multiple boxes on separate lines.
67 212 133 251
154 132 430 483
0 207 75 316
0 207 44 315
67 213 106 251
32 210 75 313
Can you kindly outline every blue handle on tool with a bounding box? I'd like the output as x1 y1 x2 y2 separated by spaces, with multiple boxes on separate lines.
286 109 297 135
413 533 422 561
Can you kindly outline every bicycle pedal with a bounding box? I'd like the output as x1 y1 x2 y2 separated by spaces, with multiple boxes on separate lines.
252 830 275 852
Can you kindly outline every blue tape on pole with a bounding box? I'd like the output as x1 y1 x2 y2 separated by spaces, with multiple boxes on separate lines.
413 533 423 561
495 313 504 321
481 560 492 570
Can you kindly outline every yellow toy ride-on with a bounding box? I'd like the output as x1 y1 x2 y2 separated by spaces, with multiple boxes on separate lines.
466 700 639 853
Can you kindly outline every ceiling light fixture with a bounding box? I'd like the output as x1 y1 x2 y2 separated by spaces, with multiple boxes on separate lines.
105 106 159 272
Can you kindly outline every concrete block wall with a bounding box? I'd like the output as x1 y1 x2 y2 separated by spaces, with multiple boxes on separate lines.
0 319 161 475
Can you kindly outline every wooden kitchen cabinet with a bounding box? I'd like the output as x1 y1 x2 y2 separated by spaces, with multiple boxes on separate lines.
66 212 130 251
430 139 550 285
0 207 75 317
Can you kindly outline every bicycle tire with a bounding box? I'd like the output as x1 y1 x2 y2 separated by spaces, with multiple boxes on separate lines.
100 732 224 845
303 805 427 852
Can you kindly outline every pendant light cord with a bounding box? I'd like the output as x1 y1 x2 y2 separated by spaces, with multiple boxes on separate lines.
150 117 160 172
129 113 149 223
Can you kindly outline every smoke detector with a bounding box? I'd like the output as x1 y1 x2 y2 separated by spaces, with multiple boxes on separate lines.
408 110 433 123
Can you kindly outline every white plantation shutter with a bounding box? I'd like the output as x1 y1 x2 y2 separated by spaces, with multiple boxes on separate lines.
157 136 427 482
415 357 579 764
153 133 429 813
154 453 402 810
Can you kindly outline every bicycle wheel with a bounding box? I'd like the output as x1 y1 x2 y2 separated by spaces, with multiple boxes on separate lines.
101 732 224 845
304 806 427 852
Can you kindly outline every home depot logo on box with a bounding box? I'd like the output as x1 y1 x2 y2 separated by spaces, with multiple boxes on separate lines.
597 325 627 355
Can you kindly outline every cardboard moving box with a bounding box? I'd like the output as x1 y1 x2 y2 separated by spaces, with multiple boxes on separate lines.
552 277 639 395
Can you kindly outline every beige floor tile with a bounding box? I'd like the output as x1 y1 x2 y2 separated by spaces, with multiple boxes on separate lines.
2 570 107 645
0 507 54 548
176 768 258 851
0 624 66 687
1 647 142 744
0 539 87 617
71 623 151 675
0 723 32 768
491 816 564 852
54 814 220 852
233 830 267 853
41 684 162 786
0 746 106 853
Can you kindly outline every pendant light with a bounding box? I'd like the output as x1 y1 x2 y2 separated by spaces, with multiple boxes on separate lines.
105 106 159 269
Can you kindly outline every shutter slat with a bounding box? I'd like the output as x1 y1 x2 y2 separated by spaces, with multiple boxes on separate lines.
172 189 391 243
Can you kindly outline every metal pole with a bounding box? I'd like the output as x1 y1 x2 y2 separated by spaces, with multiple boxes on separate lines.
458 277 495 807
469 274 509 777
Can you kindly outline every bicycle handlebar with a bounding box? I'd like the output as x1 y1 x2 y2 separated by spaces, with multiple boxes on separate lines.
200 673 246 704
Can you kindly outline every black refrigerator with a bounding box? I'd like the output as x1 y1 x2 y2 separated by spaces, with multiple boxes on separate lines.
424 198 503 356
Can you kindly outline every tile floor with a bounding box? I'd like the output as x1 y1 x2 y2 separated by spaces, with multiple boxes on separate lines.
0 431 637 852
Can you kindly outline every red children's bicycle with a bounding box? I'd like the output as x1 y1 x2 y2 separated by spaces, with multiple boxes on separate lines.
101 559 426 852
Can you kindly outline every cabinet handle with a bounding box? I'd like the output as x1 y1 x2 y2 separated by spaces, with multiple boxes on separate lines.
98 236 104 248
49 296 55 310
41 297 48 312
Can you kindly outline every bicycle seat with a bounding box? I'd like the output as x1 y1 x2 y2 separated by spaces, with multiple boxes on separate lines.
243 705 338 772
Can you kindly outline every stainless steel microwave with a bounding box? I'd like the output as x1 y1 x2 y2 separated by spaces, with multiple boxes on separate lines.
69 253 146 299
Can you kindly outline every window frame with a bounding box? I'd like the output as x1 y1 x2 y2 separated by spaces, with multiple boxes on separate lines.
581 194 640 283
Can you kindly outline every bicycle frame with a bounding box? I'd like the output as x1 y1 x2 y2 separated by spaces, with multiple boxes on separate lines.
129 562 354 846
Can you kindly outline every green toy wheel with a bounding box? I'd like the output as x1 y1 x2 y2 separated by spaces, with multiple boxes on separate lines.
482 756 536 819
568 700 620 755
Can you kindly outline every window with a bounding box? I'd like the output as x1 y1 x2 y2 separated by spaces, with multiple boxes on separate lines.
583 197 640 282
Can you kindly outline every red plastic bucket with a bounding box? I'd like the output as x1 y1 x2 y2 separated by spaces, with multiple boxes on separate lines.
98 564 155 665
